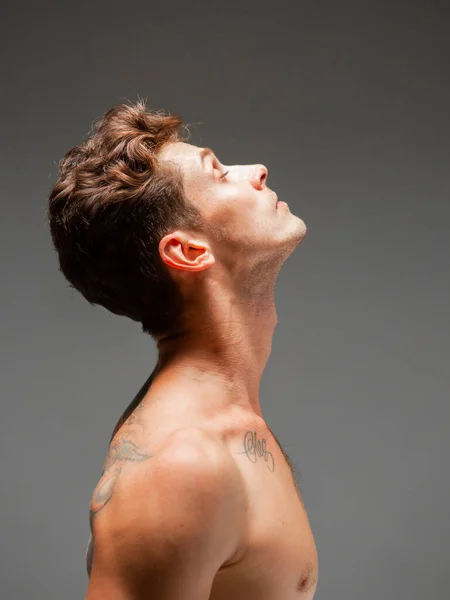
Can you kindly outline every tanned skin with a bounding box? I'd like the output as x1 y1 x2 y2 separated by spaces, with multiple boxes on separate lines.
87 373 303 578
85 136 310 594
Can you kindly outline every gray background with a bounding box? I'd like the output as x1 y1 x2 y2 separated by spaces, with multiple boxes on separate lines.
1 0 449 598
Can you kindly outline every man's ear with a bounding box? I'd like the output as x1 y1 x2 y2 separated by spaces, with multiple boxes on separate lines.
159 231 215 272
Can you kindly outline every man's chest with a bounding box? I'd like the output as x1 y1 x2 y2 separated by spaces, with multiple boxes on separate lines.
209 422 319 599
87 412 319 597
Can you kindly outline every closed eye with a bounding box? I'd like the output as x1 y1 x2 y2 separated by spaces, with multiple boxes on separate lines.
211 155 228 181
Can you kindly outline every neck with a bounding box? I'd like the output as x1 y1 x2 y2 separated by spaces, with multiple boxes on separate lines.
155 275 279 419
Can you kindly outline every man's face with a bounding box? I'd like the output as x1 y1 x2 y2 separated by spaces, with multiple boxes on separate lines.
158 141 307 267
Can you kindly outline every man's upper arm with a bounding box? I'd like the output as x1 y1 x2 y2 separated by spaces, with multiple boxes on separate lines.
86 432 245 600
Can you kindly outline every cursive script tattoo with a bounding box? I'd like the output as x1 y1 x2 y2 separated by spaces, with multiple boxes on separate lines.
237 430 276 472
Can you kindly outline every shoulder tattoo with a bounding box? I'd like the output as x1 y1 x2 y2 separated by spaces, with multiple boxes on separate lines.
90 437 151 520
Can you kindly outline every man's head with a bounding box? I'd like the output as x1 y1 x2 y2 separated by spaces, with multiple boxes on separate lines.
156 142 307 281
48 101 306 341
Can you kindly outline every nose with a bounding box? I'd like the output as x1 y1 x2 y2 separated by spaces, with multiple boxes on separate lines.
250 164 268 190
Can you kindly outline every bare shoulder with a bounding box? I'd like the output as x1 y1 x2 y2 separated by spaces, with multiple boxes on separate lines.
87 426 247 596
89 424 245 519
128 425 248 541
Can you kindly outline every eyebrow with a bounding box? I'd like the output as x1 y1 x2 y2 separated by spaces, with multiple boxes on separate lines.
199 147 215 166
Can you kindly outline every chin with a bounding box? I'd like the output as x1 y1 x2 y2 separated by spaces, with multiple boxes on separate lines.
272 216 307 258
290 214 307 241
285 217 307 254
298 218 307 238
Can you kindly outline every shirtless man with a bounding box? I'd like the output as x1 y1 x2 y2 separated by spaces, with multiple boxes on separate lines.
48 100 318 599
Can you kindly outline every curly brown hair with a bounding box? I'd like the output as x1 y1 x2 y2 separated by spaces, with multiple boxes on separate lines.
47 100 206 339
